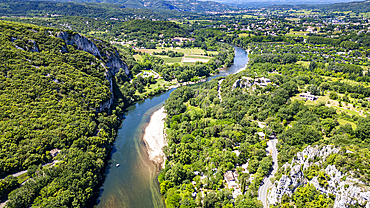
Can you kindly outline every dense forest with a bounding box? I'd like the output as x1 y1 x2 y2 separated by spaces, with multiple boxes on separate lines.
0 20 131 207
1 0 370 207
28 0 233 13
0 0 202 20
160 50 370 207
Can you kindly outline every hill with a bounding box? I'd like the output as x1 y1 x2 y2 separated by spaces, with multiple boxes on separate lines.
323 0 370 12
26 0 233 13
264 0 370 13
0 0 202 20
0 20 129 207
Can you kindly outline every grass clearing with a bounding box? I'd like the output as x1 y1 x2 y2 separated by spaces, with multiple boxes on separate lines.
137 47 207 56
238 33 255 38
134 78 174 96
337 118 357 129
322 76 369 87
297 61 310 68
155 55 182 64
17 173 29 184
285 18 300 22
242 15 260 19
133 54 142 61
185 56 212 59
207 51 219 55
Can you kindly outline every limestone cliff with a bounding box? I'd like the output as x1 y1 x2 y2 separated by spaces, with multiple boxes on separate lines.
57 31 101 57
56 31 129 112
268 145 370 208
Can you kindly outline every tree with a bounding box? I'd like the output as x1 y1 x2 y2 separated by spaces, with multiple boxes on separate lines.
247 159 259 174
321 118 336 136
203 192 220 208
329 92 338 100
165 188 181 208
309 61 317 71
356 117 370 142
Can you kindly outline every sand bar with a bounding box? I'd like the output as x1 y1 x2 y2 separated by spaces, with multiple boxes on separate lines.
143 107 167 168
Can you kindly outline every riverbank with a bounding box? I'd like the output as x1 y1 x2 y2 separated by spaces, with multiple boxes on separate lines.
97 45 248 208
143 107 167 169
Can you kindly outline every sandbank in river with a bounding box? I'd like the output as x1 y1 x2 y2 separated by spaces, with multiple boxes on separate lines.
143 106 167 168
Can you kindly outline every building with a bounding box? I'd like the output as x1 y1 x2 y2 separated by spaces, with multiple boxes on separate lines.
224 171 238 189
50 149 60 157
299 92 317 101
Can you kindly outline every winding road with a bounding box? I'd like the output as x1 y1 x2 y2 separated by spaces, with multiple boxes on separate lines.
0 160 60 208
258 136 278 208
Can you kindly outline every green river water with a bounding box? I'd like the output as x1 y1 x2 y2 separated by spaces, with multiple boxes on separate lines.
96 46 249 208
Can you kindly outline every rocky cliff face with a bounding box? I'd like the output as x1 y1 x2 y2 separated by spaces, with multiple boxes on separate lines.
56 31 129 112
268 145 370 208
57 31 101 57
106 51 130 75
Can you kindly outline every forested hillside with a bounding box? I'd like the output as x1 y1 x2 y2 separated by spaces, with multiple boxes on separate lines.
121 19 189 39
323 0 370 13
27 0 233 12
0 20 129 207
0 0 201 20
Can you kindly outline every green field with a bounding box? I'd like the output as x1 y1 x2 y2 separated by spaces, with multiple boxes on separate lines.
285 33 307 38
156 55 182 64
207 51 219 55
238 33 255 37
241 15 260 19
285 18 300 22
137 47 211 56
185 56 212 59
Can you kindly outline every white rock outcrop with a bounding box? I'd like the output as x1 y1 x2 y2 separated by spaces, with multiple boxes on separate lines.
268 145 370 208
57 31 101 57
56 31 129 112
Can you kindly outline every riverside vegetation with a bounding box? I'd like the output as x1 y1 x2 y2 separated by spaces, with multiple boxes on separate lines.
161 51 370 207
0 20 132 207
2 0 370 207
0 19 235 207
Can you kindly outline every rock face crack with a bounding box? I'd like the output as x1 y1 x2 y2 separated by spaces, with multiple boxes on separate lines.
56 31 129 112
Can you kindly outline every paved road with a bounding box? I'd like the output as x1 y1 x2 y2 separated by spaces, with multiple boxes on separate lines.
258 137 278 208
0 160 60 208
2 160 60 180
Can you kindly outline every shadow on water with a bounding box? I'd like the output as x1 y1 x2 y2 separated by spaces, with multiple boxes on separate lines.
96 45 248 208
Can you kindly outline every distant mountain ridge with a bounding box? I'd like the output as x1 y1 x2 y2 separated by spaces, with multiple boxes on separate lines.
264 0 370 13
27 0 234 12
0 0 203 20
323 0 370 12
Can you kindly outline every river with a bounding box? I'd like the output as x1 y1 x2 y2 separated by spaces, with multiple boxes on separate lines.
96 45 249 208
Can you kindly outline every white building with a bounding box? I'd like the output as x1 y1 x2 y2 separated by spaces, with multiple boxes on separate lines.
299 91 317 101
